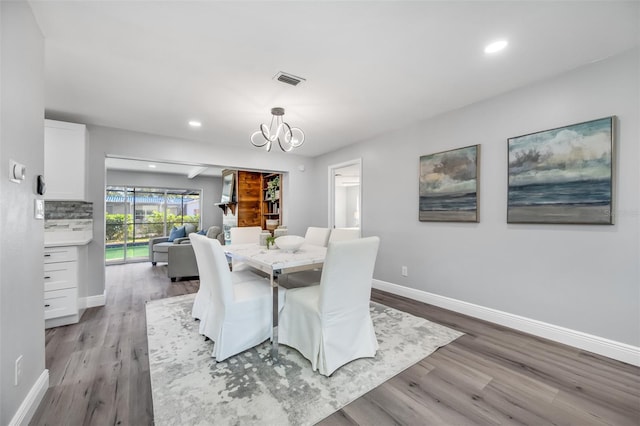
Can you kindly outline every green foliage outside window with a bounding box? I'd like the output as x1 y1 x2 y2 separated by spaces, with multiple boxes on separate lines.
105 211 200 243
106 214 132 241
145 211 200 236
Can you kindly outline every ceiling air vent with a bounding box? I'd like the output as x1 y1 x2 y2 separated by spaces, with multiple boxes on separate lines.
274 71 306 87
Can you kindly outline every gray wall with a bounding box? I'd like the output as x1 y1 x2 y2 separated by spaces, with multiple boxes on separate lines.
313 48 640 346
4 5 634 420
79 125 317 297
0 1 46 423
106 170 222 230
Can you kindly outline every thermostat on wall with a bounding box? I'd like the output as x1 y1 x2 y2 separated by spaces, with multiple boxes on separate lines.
9 159 25 183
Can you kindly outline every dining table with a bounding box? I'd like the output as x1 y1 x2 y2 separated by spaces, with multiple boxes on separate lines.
223 242 327 359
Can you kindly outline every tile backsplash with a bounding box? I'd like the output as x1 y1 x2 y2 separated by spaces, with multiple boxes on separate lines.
44 201 93 220
44 201 93 236
44 218 93 232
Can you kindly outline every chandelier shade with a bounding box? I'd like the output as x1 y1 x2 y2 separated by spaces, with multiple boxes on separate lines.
250 107 305 152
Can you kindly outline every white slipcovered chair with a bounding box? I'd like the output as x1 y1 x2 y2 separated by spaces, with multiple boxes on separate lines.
284 227 361 288
190 233 263 325
327 227 360 242
190 233 285 361
302 226 331 247
229 226 262 271
229 226 262 244
278 236 380 376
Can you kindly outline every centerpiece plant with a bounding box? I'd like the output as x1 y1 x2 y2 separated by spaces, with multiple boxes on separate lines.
266 236 276 249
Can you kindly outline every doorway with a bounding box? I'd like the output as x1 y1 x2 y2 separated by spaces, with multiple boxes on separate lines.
328 159 362 233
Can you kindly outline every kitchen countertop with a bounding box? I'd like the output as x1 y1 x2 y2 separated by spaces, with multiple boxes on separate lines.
45 238 92 248
44 230 93 247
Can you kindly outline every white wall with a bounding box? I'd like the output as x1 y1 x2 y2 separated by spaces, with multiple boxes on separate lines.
346 186 359 228
76 125 317 297
106 170 222 230
334 186 347 227
0 1 46 423
334 185 360 228
313 49 640 347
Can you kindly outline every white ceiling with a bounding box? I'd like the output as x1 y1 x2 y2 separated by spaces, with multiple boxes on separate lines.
29 1 639 158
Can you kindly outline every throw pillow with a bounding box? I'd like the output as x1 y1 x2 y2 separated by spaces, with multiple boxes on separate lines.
168 226 186 242
196 229 207 235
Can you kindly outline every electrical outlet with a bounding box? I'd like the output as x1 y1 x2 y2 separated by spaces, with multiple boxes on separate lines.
401 266 408 277
15 355 23 386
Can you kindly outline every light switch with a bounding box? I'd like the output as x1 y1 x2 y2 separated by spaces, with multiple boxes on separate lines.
35 199 44 219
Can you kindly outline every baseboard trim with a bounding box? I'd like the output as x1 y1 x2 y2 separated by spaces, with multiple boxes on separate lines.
9 369 49 426
373 279 640 367
79 291 106 309
45 314 79 329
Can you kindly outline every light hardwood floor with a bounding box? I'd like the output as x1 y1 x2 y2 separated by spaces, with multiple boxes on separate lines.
31 262 639 425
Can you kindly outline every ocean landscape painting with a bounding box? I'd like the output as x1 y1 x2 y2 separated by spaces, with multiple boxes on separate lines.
419 145 479 222
507 117 614 224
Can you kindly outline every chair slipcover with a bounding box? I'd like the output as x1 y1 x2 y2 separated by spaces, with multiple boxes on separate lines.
303 227 331 247
190 234 263 324
284 228 360 288
229 226 262 271
190 233 285 361
279 236 380 376
328 227 360 242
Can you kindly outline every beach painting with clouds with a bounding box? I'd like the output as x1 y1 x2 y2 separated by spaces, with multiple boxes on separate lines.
507 117 614 224
419 145 479 222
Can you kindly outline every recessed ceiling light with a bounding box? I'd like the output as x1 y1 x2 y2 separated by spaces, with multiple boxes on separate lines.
484 40 508 54
188 120 202 128
148 164 156 168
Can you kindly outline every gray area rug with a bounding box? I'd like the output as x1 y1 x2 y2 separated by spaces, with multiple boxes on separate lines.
147 293 463 425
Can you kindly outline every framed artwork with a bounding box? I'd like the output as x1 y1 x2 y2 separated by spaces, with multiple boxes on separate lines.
507 116 614 224
419 145 480 222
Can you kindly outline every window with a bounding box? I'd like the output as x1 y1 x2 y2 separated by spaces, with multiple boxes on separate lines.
105 186 201 263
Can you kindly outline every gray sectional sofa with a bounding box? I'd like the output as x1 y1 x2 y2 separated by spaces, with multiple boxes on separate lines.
150 225 224 281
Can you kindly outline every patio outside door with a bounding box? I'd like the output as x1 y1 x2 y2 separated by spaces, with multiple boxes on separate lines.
105 186 200 264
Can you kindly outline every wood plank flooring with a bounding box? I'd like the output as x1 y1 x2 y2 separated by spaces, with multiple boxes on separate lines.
31 262 640 425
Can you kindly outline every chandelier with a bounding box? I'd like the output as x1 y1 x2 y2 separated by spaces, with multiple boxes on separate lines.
250 107 305 152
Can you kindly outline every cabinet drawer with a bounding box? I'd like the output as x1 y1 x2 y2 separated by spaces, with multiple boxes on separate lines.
44 288 77 319
44 263 76 291
44 246 78 263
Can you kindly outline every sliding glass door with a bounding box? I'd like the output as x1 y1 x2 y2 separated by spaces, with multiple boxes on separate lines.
105 186 201 264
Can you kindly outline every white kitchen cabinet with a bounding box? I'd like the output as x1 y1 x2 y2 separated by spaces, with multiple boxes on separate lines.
44 246 79 327
44 288 77 320
44 119 87 200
